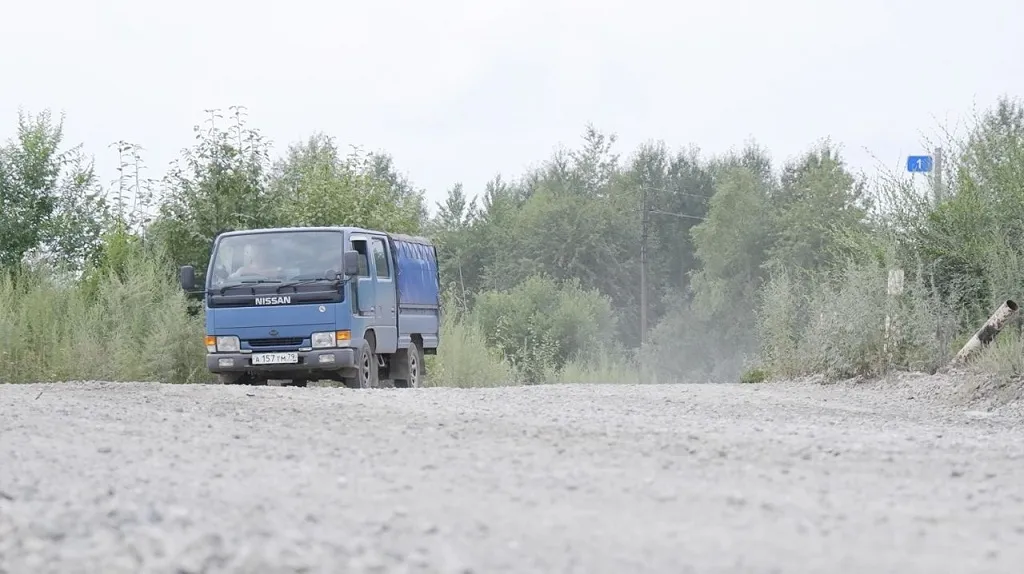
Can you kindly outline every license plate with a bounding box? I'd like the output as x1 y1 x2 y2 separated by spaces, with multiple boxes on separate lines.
251 352 299 365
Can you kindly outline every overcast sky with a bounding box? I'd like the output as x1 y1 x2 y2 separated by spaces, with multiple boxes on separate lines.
3 0 1023 213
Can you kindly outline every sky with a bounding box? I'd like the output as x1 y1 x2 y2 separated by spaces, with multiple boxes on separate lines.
2 0 1023 215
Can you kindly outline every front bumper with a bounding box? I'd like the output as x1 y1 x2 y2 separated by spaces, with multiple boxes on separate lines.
207 348 356 373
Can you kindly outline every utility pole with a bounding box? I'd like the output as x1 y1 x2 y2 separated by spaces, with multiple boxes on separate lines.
907 149 944 206
632 187 710 383
640 184 648 347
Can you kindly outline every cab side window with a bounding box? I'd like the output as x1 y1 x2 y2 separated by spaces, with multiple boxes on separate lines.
371 237 391 279
352 240 370 277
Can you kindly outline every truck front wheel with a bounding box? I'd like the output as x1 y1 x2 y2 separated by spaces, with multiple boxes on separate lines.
215 373 267 386
343 339 379 389
215 373 240 385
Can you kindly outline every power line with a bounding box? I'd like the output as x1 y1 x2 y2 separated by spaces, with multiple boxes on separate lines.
644 188 712 201
628 207 708 222
646 208 707 221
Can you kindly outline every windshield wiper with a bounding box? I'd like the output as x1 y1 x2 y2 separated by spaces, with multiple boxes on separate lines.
275 276 342 293
218 279 282 294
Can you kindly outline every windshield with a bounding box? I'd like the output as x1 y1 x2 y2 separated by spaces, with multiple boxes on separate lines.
208 230 344 289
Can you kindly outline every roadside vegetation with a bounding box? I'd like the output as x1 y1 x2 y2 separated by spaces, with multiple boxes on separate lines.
2 99 1024 386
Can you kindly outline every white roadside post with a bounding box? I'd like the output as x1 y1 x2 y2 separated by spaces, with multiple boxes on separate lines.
885 268 905 369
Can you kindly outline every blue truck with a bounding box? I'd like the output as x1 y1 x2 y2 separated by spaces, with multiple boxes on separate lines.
178 226 441 388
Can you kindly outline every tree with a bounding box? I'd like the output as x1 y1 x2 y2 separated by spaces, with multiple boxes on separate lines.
0 109 107 273
626 142 715 319
690 162 774 320
266 134 426 233
765 140 871 275
146 107 275 274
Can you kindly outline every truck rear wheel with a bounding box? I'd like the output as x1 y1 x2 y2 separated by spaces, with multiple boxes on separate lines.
393 341 423 388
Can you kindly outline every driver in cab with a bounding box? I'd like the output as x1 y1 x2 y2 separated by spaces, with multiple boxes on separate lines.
230 244 278 279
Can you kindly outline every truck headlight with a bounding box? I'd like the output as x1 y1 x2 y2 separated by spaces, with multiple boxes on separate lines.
216 336 240 353
311 331 336 349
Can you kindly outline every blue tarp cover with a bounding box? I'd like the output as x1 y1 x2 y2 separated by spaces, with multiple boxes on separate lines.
392 236 440 307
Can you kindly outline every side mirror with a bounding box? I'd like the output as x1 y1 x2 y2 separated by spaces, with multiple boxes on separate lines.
179 265 196 291
343 250 360 276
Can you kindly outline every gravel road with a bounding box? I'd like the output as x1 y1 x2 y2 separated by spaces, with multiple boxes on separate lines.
2 376 1024 573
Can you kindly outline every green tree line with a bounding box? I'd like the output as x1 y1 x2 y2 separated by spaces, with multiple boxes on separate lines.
2 98 1024 386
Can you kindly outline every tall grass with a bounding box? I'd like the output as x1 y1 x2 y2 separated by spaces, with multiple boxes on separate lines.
423 318 515 387
423 305 642 387
2 245 1017 387
0 252 207 384
0 253 635 387
756 258 970 381
552 349 641 384
6 239 1017 388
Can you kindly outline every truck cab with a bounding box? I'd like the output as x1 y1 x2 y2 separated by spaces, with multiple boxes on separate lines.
178 226 440 388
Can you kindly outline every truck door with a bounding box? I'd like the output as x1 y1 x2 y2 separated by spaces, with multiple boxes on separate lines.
349 236 374 318
369 235 398 353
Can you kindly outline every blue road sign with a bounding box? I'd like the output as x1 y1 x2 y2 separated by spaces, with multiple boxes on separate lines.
907 155 933 173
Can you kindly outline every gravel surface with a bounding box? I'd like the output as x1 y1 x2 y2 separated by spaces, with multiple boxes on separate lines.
2 376 1024 573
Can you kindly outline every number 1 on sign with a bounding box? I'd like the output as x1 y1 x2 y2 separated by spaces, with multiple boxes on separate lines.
907 155 933 173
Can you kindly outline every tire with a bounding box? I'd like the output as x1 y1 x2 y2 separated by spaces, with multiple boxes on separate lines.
219 372 268 384
284 379 308 387
394 342 423 388
216 373 241 385
344 339 379 389
216 373 267 386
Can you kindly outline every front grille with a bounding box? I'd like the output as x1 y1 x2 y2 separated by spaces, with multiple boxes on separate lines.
247 337 304 348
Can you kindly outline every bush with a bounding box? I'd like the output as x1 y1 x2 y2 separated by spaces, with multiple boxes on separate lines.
472 275 618 383
739 367 768 384
755 268 807 379
0 250 206 384
757 258 966 380
750 95 1024 384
